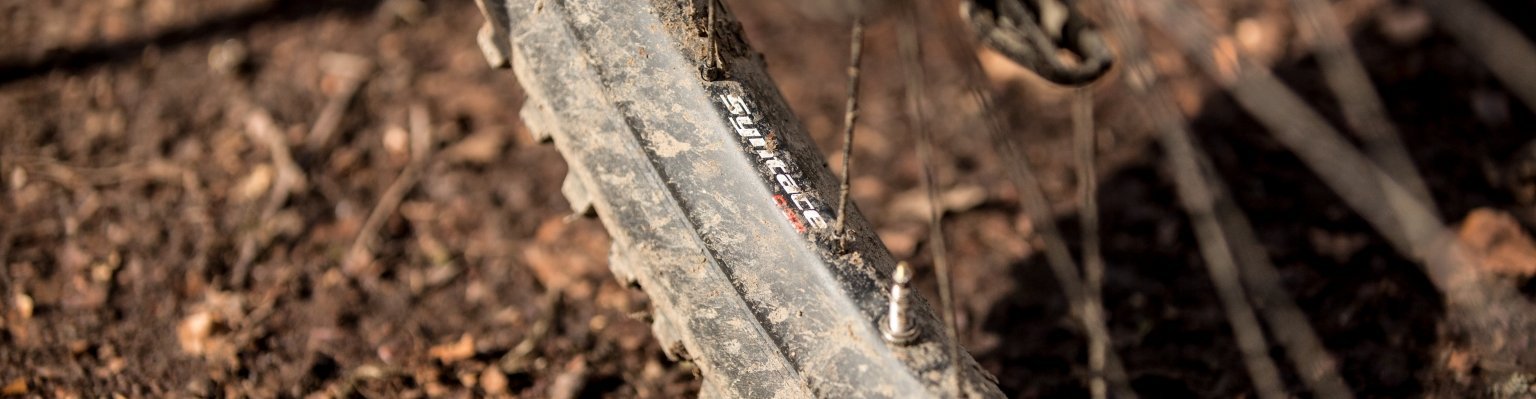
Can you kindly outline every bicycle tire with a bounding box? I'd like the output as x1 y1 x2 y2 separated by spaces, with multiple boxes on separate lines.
474 0 1005 397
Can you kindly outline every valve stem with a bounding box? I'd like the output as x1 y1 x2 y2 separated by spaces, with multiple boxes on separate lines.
883 262 919 344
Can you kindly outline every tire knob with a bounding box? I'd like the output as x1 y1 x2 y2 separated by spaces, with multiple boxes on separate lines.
562 172 597 218
474 0 513 68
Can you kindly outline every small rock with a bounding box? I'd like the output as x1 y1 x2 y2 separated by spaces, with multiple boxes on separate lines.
207 39 249 75
177 311 215 354
8 167 26 191
587 315 608 332
184 376 212 397
353 364 387 380
318 53 374 86
383 125 410 160
457 371 477 389
175 292 244 366
428 334 476 363
1443 349 1474 377
89 252 121 283
233 164 274 202
423 382 449 397
13 293 33 319
443 131 505 164
67 340 90 355
98 357 126 376
479 367 508 395
1493 372 1536 397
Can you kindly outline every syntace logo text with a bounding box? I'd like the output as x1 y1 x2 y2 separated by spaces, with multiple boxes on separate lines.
716 88 829 233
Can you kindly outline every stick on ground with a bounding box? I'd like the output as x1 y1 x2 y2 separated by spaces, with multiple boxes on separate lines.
345 104 433 275
233 107 308 287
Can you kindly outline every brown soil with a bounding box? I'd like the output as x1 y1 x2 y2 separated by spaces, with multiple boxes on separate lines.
1 0 1533 397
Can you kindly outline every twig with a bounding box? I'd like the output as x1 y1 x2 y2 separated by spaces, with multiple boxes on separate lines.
180 169 217 285
1072 88 1111 399
1140 0 1536 372
548 356 590 399
1416 0 1536 114
834 14 866 243
0 155 16 286
897 9 960 395
330 364 404 398
233 108 308 287
499 290 562 373
5 159 214 286
229 270 294 352
303 53 374 151
345 104 433 275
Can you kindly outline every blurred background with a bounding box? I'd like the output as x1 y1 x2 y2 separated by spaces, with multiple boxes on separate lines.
1 0 1534 397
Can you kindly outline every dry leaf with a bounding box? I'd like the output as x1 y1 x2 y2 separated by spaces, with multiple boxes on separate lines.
1458 208 1536 278
1 378 26 395
887 184 989 222
444 131 505 164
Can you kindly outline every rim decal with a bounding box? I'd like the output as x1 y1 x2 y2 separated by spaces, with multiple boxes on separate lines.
711 82 830 233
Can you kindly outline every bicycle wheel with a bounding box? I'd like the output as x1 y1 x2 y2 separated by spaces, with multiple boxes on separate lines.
473 0 1004 397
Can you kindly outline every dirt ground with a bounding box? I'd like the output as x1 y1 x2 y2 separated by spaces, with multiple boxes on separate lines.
2 0 1535 397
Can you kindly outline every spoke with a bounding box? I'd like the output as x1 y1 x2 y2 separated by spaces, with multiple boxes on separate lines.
1071 88 1109 399
1138 0 1536 375
899 6 960 395
1417 0 1536 113
1292 0 1435 245
1099 0 1357 397
933 1 1137 397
